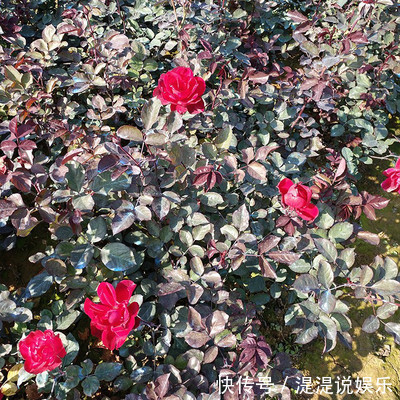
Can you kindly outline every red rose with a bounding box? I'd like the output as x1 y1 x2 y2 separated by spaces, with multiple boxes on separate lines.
84 280 140 350
153 67 206 114
278 178 319 221
381 158 400 193
18 330 66 374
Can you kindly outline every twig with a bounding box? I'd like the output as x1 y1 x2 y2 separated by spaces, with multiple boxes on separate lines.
115 0 126 34
290 98 311 130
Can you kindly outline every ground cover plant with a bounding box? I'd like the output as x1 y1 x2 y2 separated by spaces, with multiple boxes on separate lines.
0 0 400 398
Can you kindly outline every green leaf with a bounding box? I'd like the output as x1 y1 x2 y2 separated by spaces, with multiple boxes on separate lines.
214 126 233 150
348 86 365 99
249 292 270 305
318 315 337 352
295 325 319 344
331 313 351 332
220 225 239 241
232 204 249 232
200 192 224 206
300 41 320 57
270 120 284 132
221 37 241 54
95 363 122 382
188 245 205 257
356 74 372 88
91 171 130 194
81 360 93 376
152 197 171 220
232 8 247 18
141 97 162 131
66 162 85 193
192 224 211 241
63 365 81 390
35 371 49 389
179 230 193 247
354 118 374 134
167 143 196 167
131 40 148 60
314 238 337 263
319 290 336 314
144 59 158 71
331 124 345 137
337 248 355 269
62 334 79 366
293 274 319 293
247 275 266 293
315 203 335 229
71 244 94 269
72 194 94 212
56 310 80 330
359 265 373 285
24 272 53 299
247 162 267 181
130 366 153 383
289 259 311 273
116 125 143 142
362 315 380 333
4 65 22 83
134 205 152 221
318 260 334 288
82 376 100 397
202 143 217 159
385 323 400 344
166 112 183 134
87 217 107 243
371 280 400 296
101 243 138 272
44 258 67 276
139 302 156 322
383 257 398 280
377 303 398 319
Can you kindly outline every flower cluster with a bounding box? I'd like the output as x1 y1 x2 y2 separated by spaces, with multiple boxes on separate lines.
18 280 140 374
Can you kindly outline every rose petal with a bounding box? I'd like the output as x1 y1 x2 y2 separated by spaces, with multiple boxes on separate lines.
277 178 293 196
97 282 117 307
284 189 307 209
101 329 118 350
115 280 137 303
186 97 205 114
296 203 319 221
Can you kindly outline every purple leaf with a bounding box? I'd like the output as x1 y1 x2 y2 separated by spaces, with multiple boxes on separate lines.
98 154 119 173
287 10 309 23
185 331 210 348
268 251 301 264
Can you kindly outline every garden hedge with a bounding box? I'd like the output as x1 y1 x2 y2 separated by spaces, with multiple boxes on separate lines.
0 0 400 399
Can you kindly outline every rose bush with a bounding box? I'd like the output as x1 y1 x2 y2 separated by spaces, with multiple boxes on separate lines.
0 0 399 399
